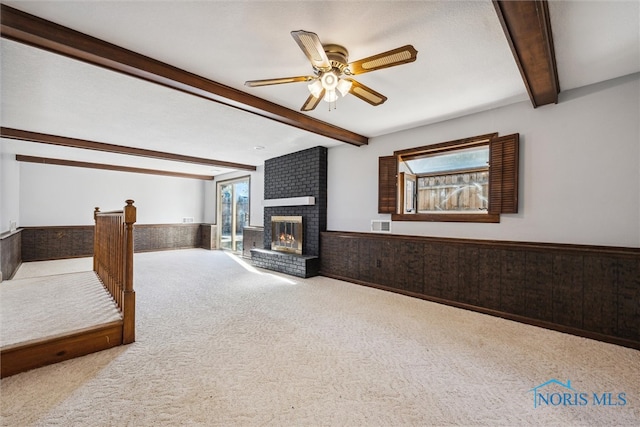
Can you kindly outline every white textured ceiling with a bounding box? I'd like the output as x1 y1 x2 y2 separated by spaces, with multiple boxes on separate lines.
1 1 639 176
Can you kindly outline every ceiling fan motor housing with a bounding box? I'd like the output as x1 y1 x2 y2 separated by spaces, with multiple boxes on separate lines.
323 44 349 73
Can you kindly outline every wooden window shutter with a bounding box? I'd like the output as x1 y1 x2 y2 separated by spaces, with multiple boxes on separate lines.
378 156 397 213
489 133 519 214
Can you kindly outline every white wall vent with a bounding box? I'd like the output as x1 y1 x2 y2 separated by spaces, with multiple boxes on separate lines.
371 220 391 233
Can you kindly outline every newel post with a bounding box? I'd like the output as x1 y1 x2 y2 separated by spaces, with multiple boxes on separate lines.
123 199 136 344
93 207 100 272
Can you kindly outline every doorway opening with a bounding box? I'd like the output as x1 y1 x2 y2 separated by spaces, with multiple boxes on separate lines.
218 177 250 253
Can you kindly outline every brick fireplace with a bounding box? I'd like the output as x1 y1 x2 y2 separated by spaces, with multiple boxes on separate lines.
250 146 327 278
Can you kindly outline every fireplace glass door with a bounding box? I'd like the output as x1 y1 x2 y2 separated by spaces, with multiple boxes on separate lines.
218 178 249 252
271 216 303 254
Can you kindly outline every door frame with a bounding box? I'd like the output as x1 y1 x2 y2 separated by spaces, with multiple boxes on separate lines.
216 176 251 252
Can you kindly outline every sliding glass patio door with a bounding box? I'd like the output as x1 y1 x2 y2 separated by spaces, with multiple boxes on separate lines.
218 177 250 252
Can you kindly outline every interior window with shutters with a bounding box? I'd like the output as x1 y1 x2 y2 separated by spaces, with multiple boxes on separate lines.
378 132 519 223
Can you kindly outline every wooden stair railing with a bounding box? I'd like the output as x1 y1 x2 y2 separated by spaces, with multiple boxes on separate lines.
93 199 136 344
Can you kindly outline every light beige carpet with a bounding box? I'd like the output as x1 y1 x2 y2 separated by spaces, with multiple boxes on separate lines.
1 270 122 348
1 249 638 426
10 257 93 280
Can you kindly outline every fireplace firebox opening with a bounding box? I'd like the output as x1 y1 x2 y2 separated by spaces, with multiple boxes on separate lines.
271 216 303 255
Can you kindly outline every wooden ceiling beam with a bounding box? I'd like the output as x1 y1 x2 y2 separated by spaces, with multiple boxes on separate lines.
0 4 368 147
493 0 560 107
1 127 256 171
16 155 215 181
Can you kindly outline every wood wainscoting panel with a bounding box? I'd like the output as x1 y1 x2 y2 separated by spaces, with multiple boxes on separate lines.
499 249 526 317
320 231 639 350
583 256 619 337
616 257 640 341
356 237 375 285
423 243 443 299
524 251 554 322
394 241 424 295
19 224 210 261
477 248 502 311
458 246 480 306
440 244 460 302
551 253 584 329
134 224 202 252
0 230 22 280
21 226 94 261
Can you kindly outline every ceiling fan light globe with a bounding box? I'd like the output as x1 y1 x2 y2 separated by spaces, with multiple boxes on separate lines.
336 79 352 97
308 79 323 98
324 89 338 103
321 71 339 91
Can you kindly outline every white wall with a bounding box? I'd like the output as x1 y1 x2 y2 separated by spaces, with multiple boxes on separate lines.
4 146 265 230
19 163 205 225
0 140 20 234
328 73 640 248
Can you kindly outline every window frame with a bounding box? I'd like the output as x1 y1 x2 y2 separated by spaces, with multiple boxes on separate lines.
378 132 519 223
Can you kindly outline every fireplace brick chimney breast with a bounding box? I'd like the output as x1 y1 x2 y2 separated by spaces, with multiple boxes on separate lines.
252 146 327 277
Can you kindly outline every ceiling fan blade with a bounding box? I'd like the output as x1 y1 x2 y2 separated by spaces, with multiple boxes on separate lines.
291 30 332 71
301 90 325 111
245 76 315 87
347 79 388 106
347 45 418 75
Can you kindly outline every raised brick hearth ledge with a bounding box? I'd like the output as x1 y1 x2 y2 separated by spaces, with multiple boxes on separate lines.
250 249 319 278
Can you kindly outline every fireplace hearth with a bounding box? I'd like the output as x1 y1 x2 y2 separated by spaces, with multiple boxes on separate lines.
271 216 303 255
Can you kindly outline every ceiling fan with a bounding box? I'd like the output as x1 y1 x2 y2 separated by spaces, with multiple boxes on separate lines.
245 30 418 111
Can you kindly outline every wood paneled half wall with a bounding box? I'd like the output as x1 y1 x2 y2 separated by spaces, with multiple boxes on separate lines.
19 224 208 262
320 231 639 350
